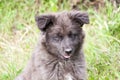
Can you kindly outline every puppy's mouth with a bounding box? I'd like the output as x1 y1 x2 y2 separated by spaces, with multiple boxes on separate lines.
63 53 72 59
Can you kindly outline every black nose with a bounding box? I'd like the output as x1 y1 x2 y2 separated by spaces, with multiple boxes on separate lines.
65 48 72 55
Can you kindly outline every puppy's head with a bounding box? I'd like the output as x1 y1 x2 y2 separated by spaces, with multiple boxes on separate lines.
35 11 89 60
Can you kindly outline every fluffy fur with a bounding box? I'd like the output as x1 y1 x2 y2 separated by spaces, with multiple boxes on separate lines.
15 11 89 80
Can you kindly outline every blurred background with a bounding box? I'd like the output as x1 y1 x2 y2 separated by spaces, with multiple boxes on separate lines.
0 0 120 80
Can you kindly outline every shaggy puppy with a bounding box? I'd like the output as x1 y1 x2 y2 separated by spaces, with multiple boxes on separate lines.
15 11 89 80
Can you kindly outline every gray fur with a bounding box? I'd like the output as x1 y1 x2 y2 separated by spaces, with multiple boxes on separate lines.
15 11 89 80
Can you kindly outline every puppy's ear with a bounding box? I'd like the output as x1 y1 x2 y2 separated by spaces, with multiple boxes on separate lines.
35 15 55 31
70 11 89 26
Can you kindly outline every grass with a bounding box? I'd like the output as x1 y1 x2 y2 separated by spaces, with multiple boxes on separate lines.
0 0 120 80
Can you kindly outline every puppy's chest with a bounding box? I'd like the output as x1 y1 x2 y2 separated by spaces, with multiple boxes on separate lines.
45 61 75 80
34 59 84 80
65 73 73 80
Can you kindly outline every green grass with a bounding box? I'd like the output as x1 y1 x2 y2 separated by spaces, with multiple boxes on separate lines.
0 0 120 80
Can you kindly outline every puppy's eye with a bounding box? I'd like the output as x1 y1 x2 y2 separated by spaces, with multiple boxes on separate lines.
69 33 78 40
52 36 62 42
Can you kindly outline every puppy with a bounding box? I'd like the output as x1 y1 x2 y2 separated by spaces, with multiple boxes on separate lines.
15 11 89 80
